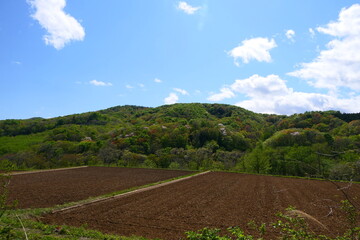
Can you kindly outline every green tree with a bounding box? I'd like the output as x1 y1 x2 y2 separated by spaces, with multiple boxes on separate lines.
98 145 121 165
244 144 271 174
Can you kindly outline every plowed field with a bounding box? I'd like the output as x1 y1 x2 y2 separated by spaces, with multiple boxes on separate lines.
7 166 192 208
42 172 360 240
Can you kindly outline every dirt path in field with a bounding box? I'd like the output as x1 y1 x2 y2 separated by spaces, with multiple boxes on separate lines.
42 172 360 240
53 171 210 214
8 166 89 176
7 167 193 209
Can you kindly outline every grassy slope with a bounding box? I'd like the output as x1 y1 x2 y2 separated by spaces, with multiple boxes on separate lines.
0 133 46 154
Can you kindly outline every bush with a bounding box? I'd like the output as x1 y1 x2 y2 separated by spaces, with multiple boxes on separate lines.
329 161 360 181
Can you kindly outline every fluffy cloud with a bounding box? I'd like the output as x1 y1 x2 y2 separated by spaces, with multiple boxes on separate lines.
164 93 179 105
285 29 295 41
177 1 201 15
289 4 360 91
317 4 360 37
237 92 360 115
207 75 290 102
27 0 85 50
89 80 112 87
208 74 360 115
228 37 277 66
230 74 291 98
164 88 189 104
154 78 162 83
207 88 235 101
173 88 189 95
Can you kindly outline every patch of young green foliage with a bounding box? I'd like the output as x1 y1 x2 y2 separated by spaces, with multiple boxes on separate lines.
186 227 255 240
0 209 149 240
0 133 45 155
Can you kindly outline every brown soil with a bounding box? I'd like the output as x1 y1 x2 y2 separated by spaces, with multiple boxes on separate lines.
7 166 192 208
42 172 360 240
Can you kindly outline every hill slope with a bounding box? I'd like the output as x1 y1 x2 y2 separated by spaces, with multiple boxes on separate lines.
0 103 359 180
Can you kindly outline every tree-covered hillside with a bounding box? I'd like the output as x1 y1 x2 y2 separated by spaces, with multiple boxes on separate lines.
0 103 359 180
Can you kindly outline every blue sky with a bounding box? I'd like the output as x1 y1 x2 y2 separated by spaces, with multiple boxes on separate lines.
1 0 360 119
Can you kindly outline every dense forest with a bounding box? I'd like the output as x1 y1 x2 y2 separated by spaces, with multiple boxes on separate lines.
0 103 359 180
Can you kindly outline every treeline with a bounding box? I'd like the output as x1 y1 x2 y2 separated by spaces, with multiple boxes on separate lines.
0 112 108 137
334 112 360 123
0 104 359 180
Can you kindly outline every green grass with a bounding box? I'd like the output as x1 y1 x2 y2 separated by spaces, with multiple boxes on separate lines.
0 133 45 154
1 210 149 239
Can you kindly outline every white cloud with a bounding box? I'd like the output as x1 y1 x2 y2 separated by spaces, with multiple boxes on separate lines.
309 28 316 38
231 74 291 98
208 74 360 115
236 92 360 115
207 74 290 102
89 80 112 87
164 93 179 105
154 78 162 83
317 4 360 37
138 83 145 88
285 29 295 41
173 88 189 95
289 4 360 92
11 61 22 65
228 37 277 66
27 0 85 50
177 1 201 15
207 88 235 101
125 84 134 89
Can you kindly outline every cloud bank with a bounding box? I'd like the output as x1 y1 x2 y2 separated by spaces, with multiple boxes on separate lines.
208 74 360 115
289 4 360 92
209 4 360 115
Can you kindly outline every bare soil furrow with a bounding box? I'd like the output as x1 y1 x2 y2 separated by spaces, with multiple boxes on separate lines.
7 166 192 208
42 172 360 239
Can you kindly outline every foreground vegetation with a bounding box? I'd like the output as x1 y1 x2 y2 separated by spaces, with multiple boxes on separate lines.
186 203 360 240
0 103 360 180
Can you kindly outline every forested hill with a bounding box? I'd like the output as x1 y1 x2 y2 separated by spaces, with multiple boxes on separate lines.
0 103 359 180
